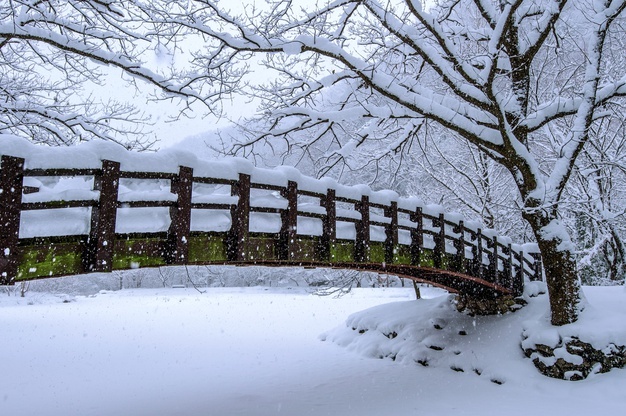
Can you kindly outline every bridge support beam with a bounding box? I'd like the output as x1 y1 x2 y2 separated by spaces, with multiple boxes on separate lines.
0 156 25 285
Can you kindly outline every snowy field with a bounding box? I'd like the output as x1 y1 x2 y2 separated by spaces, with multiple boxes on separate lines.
1 275 625 416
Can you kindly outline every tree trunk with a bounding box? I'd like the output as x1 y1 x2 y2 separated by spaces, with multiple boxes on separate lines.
537 238 582 326
524 211 583 326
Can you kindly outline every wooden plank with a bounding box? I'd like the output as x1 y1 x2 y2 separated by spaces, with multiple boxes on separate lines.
22 200 97 210
166 166 193 264
24 168 99 177
191 203 234 210
120 171 177 180
117 200 175 208
0 156 25 284
192 177 235 185
85 160 120 272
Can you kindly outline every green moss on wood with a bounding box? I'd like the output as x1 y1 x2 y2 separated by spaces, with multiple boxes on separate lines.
247 237 276 261
369 242 385 263
393 245 411 265
292 237 318 261
112 237 166 269
188 235 227 262
330 241 355 262
17 244 83 280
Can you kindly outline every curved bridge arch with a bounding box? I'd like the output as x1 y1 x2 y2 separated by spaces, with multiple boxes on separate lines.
0 151 543 298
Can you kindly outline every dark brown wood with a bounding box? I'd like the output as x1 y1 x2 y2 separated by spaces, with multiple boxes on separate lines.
86 160 120 272
120 171 177 180
355 195 370 262
117 200 175 208
453 221 465 272
228 173 251 261
433 213 445 269
278 181 298 260
384 201 398 264
23 186 39 194
0 156 25 284
488 236 498 284
318 188 336 260
410 207 423 266
191 203 234 210
472 229 484 279
531 252 543 281
24 168 99 177
251 206 283 214
513 250 524 296
22 200 97 210
505 243 513 291
1 153 542 297
167 166 193 264
192 177 235 186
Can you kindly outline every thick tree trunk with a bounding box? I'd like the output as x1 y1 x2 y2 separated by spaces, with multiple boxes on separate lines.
536 238 582 326
524 211 583 326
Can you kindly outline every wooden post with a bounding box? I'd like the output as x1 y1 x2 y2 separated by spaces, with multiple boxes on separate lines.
0 156 25 285
319 189 336 261
87 160 120 272
279 181 298 260
505 243 513 290
228 173 250 262
167 166 193 264
472 229 484 279
384 201 398 264
531 252 543 282
453 220 465 273
410 207 423 266
433 213 445 269
355 195 370 262
513 249 524 296
488 236 499 283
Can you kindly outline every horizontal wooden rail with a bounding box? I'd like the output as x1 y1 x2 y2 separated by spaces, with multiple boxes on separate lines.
0 155 543 297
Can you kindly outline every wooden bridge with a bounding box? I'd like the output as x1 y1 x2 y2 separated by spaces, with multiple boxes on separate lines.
0 151 542 298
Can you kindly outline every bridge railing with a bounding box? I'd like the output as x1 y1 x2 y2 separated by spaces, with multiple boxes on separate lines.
0 154 542 295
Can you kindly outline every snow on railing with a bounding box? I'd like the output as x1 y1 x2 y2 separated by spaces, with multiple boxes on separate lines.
0 135 542 294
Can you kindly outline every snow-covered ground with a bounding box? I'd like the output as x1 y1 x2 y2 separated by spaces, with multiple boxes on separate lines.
1 276 625 416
